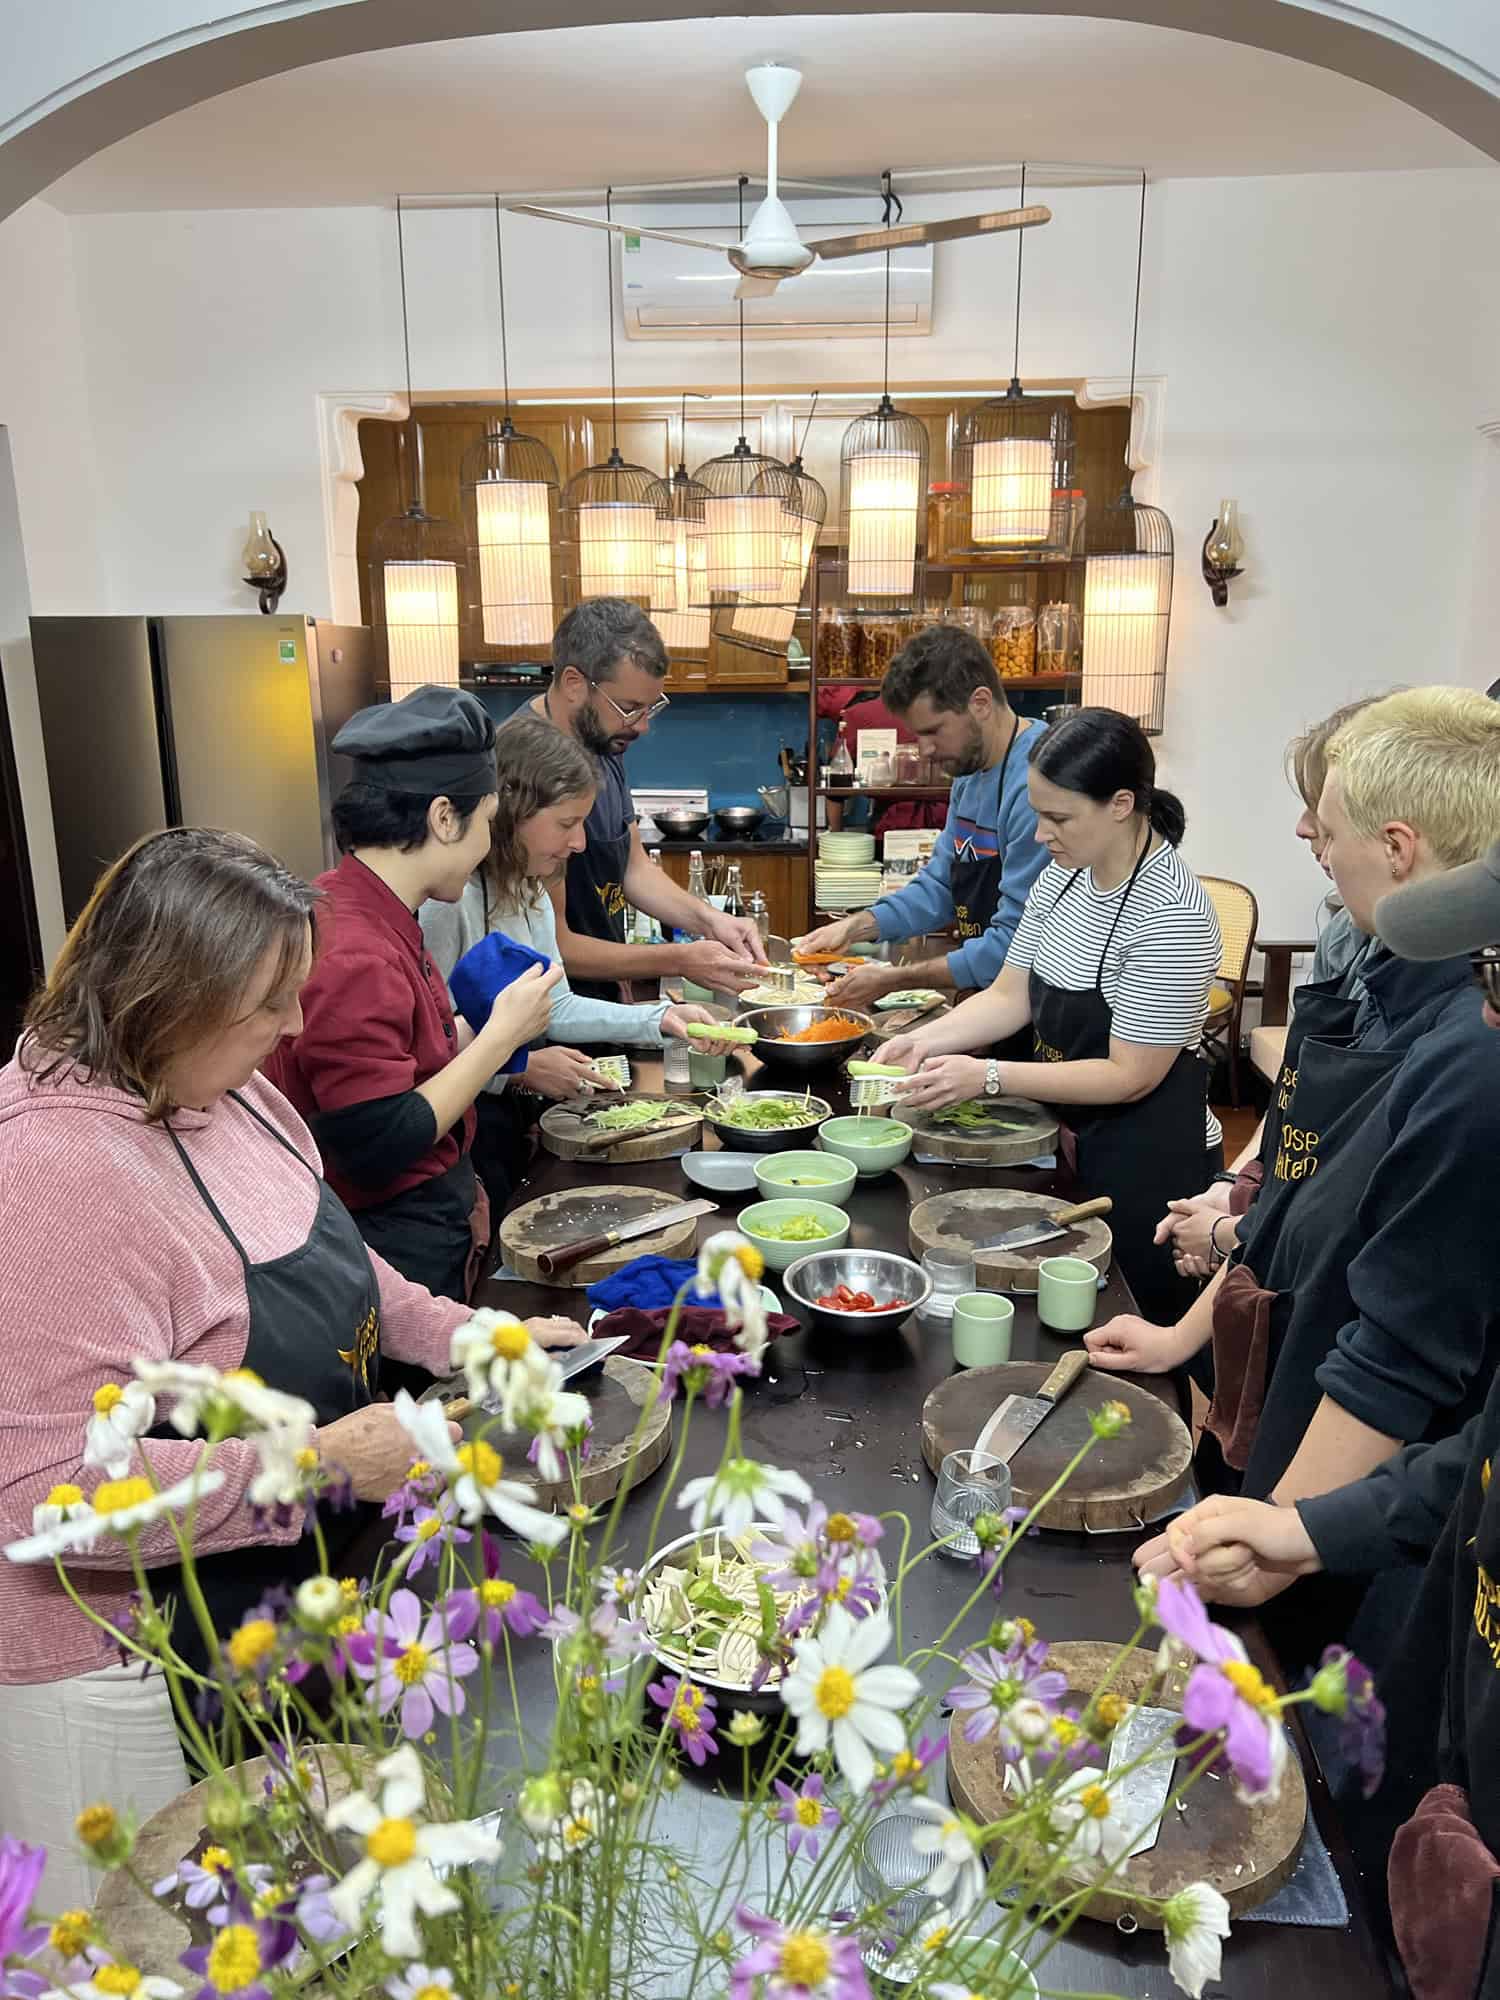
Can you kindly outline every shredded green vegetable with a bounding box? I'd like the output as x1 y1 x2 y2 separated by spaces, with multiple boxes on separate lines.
931 1099 1030 1131
710 1095 823 1131
586 1099 679 1132
641 1533 816 1689
748 1212 837 1241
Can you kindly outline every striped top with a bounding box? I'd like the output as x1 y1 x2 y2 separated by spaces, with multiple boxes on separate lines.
1006 841 1223 1145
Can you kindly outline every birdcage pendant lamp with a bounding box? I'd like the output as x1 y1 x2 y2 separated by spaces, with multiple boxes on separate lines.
563 449 660 603
732 453 828 652
841 393 928 603
956 381 1073 547
647 460 711 652
1083 496 1174 735
691 437 796 600
461 421 559 648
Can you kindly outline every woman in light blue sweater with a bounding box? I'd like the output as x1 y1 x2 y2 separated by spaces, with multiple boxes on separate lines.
419 717 723 1204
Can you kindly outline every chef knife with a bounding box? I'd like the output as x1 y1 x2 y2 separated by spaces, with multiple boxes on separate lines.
969 1348 1090 1465
578 1107 698 1154
977 1196 1112 1253
534 1199 719 1280
1106 1704 1180 1859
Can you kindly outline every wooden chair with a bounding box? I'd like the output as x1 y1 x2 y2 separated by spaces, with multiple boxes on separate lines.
1199 876 1260 1108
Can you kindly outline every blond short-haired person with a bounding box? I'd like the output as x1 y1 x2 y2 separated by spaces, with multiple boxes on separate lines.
1090 688 1500 1651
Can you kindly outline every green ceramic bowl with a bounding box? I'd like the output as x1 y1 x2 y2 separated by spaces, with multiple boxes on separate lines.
817 1115 914 1176
735 1198 852 1272
753 1150 859 1206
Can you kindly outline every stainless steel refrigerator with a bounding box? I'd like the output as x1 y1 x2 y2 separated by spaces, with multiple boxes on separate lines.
28 614 377 923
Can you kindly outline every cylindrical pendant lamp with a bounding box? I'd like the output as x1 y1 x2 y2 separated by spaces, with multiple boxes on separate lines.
461 421 559 648
370 503 466 697
840 395 927 603
1083 499 1174 735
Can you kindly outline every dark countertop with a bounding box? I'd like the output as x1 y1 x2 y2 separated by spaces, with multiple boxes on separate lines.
648 838 809 854
467 1055 1395 2000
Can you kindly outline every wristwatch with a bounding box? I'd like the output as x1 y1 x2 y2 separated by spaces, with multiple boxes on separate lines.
984 1059 1003 1097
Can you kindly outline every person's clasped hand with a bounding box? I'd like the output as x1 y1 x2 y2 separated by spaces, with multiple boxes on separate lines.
1131 1494 1321 1608
1084 1313 1200 1374
484 962 563 1051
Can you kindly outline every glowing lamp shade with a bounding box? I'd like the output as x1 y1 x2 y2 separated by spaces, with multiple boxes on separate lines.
651 514 708 618
1083 546 1173 733
732 504 822 650
840 400 928 604
652 608 712 651
577 502 657 599
702 492 784 596
473 480 552 645
383 560 461 695
971 436 1054 544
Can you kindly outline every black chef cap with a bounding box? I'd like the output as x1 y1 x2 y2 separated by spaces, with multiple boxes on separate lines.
334 686 497 796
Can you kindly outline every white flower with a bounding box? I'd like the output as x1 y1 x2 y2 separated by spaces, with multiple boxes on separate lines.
296 1575 345 1626
908 1796 987 1918
131 1358 314 1437
696 1231 769 1360
677 1458 811 1538
30 1481 91 1535
390 1391 565 1549
385 1963 456 2000
506 1377 591 1484
779 1603 921 1795
518 1776 604 1862
247 1421 319 1509
83 1380 156 1478
5 1469 225 1563
1162 1881 1231 1999
46 1971 184 2000
324 1744 501 1959
449 1308 537 1406
1006 1761 1131 1879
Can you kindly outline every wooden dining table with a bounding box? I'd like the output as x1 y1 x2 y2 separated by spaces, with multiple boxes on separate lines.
473 1054 1399 2000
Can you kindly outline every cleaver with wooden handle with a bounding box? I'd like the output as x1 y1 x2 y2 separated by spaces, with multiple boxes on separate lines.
970 1348 1091 1465
976 1196 1112 1254
534 1199 718 1280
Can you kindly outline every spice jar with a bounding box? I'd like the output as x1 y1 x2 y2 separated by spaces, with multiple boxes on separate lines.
926 482 968 563
817 605 849 679
988 606 1037 680
1037 601 1078 677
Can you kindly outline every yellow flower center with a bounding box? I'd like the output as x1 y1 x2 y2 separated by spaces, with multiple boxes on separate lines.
226 1619 278 1673
92 1478 153 1517
888 1750 921 1782
340 1576 360 1600
1077 1784 1112 1821
670 1701 702 1734
45 1483 84 1509
730 1243 765 1283
567 1502 590 1525
689 1344 713 1359
677 1683 705 1712
921 1926 951 1954
206 1926 262 1994
48 1912 90 1958
92 1383 125 1416
832 1576 853 1602
1222 1659 1278 1712
335 1613 362 1637
225 1368 264 1389
1051 1716 1081 1748
415 1518 442 1542
366 1817 417 1868
393 1643 431 1687
414 1987 449 2000
795 1797 825 1829
1095 1693 1129 1731
457 1440 501 1487
92 1967 142 1997
75 1803 117 1847
295 1448 319 1473
577 1673 599 1696
777 1934 832 1989
814 1664 856 1719
200 1846 233 1875
480 1579 517 1608
824 1512 857 1544
562 1815 593 1849
406 1460 431 1482
491 1322 532 1362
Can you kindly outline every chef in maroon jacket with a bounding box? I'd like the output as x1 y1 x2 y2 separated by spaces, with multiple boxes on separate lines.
266 685 558 1325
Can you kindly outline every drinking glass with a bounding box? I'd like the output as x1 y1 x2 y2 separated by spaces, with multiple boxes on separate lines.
930 1448 1012 1558
857 1811 940 1941
920 1247 975 1320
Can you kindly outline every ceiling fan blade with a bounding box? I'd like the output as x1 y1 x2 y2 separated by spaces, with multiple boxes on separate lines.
504 205 726 256
734 275 783 299
809 203 1052 261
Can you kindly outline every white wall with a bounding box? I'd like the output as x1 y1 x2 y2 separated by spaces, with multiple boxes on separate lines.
1 166 1498 944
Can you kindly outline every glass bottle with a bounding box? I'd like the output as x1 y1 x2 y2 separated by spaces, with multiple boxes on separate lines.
686 849 708 903
723 863 746 918
828 721 855 786
746 888 771 945
1206 499 1243 570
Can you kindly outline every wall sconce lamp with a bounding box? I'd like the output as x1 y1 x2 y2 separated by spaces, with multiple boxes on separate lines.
1201 499 1244 608
243 511 288 613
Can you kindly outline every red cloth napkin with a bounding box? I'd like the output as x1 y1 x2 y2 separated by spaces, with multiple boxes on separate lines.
592 1305 796 1361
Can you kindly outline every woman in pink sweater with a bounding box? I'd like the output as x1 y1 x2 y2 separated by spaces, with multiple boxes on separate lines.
0 827 581 1901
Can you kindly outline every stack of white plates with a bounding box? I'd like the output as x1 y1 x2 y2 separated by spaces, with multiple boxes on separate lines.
814 863 884 910
819 830 876 865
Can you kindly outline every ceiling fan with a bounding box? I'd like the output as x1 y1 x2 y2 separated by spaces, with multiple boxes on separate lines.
507 64 1051 299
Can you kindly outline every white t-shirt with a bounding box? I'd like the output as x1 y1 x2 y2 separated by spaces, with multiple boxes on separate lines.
1005 840 1223 1147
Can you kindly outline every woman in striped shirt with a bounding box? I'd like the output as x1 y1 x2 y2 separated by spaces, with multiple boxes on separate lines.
887 708 1222 1320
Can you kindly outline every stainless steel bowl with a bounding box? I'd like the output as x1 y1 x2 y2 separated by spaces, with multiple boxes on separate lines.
702 1088 833 1153
733 1004 875 1072
783 1249 932 1333
654 808 710 839
714 805 765 837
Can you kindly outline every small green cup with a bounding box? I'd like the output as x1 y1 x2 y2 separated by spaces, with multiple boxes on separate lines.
688 1049 728 1091
951 1291 1015 1368
1037 1255 1098 1334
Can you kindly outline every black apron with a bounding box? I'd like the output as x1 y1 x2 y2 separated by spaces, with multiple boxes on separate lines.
951 718 1031 1062
1026 843 1218 1325
566 778 633 1007
152 1092 381 1676
1251 971 1364 1187
352 1154 484 1399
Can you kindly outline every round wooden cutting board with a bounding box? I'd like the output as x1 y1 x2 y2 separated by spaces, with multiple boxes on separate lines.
920 1363 1192 1531
947 1642 1307 1926
902 1095 1059 1165
539 1100 703 1163
909 1188 1112 1292
500 1183 700 1285
449 1356 669 1509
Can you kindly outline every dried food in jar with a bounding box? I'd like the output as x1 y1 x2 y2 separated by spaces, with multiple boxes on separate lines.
988 607 1037 680
817 606 850 679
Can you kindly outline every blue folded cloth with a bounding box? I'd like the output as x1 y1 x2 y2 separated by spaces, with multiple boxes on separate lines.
449 932 551 1075
586 1255 718 1313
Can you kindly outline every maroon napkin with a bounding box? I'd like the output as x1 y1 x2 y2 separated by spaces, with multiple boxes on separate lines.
592 1304 797 1361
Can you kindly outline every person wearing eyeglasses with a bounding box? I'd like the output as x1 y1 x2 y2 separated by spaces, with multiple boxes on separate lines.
522 600 768 1002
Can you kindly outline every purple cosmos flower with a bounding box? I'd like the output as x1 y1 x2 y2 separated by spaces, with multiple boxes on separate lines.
447 1535 545 1645
381 1462 442 1525
0 1838 48 1998
1156 1577 1288 1800
773 1775 841 1861
870 1733 943 1802
350 1588 480 1739
181 1890 297 2000
393 1495 471 1576
647 1673 719 1767
1309 1645 1387 1798
153 1847 264 1917
946 1635 1067 1751
658 1341 758 1408
730 1908 871 2000
542 1598 650 1661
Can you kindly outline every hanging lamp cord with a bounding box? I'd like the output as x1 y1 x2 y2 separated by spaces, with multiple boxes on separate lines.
492 195 512 427
1011 162 1027 389
395 194 416 510
880 172 894 406
737 177 748 441
794 389 819 465
605 187 619 455
1125 170 1147 482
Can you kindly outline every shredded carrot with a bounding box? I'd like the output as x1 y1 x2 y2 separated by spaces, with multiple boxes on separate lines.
778 1015 867 1043
791 951 846 966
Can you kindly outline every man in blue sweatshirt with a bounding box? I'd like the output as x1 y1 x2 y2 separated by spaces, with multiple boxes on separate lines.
797 626 1046 1011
